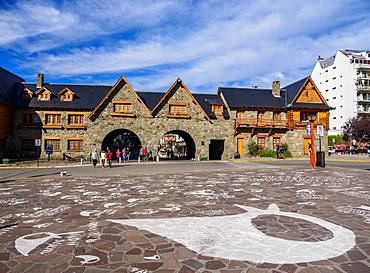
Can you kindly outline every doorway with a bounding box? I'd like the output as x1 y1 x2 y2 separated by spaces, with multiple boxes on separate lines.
209 139 225 160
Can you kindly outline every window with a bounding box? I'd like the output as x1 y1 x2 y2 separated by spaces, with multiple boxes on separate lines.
236 111 245 119
44 139 60 151
257 111 265 120
68 114 84 125
211 104 223 115
45 114 61 125
273 112 281 120
300 112 316 122
38 92 50 101
61 93 73 101
68 140 83 151
21 139 35 152
114 103 132 113
22 113 40 125
169 103 187 115
257 137 265 149
272 137 281 151
22 90 33 100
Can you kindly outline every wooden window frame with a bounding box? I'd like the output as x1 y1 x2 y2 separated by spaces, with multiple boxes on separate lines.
67 139 83 151
167 103 189 118
211 104 224 115
44 113 62 129
44 138 61 151
272 137 281 151
111 101 135 117
273 112 281 121
257 137 266 149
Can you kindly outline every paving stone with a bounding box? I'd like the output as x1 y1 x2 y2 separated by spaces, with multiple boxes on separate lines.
178 265 195 273
182 259 204 270
279 264 298 273
131 262 163 271
296 268 320 273
206 260 227 270
0 263 9 273
24 263 49 273
127 248 142 255
175 247 196 260
0 254 10 262
62 267 86 273
340 262 370 273
161 252 180 269
347 250 367 261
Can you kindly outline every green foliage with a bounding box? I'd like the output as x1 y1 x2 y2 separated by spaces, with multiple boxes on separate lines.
248 142 259 156
281 143 289 151
283 151 292 158
258 150 276 157
328 135 346 146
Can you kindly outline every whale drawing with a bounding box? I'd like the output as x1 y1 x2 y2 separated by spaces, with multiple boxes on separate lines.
109 204 356 264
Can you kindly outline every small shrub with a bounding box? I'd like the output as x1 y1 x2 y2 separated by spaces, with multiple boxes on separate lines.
284 151 292 158
248 142 259 157
261 150 276 157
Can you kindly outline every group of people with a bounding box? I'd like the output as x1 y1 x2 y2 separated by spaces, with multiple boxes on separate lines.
91 147 132 168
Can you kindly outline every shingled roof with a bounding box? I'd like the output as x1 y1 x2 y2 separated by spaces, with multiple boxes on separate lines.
0 67 25 106
22 83 112 110
137 91 164 111
218 76 332 111
218 87 287 109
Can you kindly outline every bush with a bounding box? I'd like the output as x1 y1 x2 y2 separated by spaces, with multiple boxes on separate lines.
261 150 276 157
284 151 292 158
248 142 259 156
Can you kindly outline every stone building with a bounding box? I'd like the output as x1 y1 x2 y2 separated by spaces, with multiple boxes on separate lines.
0 67 331 161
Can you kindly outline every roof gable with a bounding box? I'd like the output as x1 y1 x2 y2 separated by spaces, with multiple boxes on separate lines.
288 76 329 107
0 67 25 106
89 75 150 119
151 79 211 121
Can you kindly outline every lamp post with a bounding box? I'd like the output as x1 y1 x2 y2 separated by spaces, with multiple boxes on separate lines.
308 113 317 167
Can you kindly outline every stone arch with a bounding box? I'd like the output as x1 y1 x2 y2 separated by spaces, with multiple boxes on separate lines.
158 130 196 160
101 129 142 160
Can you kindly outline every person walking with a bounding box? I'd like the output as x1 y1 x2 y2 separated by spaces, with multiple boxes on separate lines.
107 148 113 168
116 149 121 164
143 147 148 161
100 150 106 168
126 147 130 161
122 147 127 163
92 149 98 167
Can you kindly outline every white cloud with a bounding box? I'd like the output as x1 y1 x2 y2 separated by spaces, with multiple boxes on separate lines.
3 0 370 92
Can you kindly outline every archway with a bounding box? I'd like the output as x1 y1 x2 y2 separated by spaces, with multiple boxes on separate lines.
158 130 196 160
101 129 141 160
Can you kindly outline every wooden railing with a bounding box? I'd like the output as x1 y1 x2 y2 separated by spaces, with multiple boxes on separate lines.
235 118 288 128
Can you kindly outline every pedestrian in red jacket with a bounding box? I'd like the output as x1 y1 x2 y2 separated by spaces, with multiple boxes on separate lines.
107 149 113 168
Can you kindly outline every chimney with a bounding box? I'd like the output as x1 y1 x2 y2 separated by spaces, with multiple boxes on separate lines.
272 80 280 97
36 73 44 89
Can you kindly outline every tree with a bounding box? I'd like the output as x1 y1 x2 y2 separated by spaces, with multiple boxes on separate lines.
343 115 370 142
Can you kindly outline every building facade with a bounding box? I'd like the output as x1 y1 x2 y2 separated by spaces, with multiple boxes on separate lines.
311 50 370 135
0 67 331 161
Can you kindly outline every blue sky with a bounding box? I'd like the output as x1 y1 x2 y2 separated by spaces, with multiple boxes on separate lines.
1 0 370 93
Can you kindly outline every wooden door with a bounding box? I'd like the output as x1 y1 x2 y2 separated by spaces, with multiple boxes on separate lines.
237 137 245 156
304 138 311 155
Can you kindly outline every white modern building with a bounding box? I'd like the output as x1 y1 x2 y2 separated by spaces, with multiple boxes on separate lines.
311 50 370 135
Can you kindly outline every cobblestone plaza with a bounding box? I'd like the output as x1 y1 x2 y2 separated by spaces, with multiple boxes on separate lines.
0 164 369 273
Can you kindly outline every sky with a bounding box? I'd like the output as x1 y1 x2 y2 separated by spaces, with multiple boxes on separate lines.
1 0 370 93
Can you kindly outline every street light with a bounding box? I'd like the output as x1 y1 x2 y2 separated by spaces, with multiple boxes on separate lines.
308 113 317 167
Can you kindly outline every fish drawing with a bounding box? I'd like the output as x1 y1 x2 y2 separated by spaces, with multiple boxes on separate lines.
109 203 356 264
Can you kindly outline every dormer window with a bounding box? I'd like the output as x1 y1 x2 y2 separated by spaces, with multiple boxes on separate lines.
59 88 75 102
37 88 52 101
211 104 223 115
169 103 187 115
22 89 33 100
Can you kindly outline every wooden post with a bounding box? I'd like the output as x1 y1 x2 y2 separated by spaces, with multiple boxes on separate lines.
310 122 316 167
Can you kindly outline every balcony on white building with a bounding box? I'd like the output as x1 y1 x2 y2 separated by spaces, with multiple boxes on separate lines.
357 105 370 114
357 94 370 103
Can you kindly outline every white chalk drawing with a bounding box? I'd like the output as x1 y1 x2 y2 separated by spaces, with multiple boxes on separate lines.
143 255 160 260
130 267 150 273
86 221 100 243
15 231 83 256
0 198 28 205
109 204 356 264
75 255 100 265
296 189 326 200
336 205 370 224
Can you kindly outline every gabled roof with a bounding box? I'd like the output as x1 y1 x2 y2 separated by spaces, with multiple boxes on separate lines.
283 76 309 104
137 91 164 111
0 67 25 106
193 93 229 119
218 87 287 109
58 87 75 95
89 75 151 118
21 83 111 109
151 79 211 121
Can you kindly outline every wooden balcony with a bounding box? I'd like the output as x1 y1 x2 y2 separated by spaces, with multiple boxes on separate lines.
235 118 288 129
